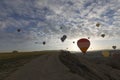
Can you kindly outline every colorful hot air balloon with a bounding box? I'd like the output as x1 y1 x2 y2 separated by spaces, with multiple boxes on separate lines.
77 38 90 54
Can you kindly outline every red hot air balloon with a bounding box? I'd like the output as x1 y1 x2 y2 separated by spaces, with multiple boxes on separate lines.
77 38 90 54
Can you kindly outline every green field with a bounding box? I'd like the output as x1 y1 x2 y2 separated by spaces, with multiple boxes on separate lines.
0 50 58 80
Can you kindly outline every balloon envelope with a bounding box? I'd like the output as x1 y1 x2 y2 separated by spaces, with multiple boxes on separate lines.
60 27 62 29
73 41 75 44
96 23 100 27
17 29 21 32
101 34 105 38
77 38 90 54
112 46 116 50
60 35 67 42
88 37 90 39
43 41 46 45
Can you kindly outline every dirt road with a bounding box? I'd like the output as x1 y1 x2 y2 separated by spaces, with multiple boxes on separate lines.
5 53 84 80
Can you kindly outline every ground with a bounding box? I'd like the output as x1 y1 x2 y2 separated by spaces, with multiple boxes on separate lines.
0 50 120 80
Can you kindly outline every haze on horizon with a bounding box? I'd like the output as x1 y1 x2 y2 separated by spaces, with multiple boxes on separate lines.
0 0 120 52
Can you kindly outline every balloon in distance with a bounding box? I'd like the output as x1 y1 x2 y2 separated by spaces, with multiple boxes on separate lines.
77 38 90 54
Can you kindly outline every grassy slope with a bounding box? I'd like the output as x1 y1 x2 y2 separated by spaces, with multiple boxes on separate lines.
0 50 58 80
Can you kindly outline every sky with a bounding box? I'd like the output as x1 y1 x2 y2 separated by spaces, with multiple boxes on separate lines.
0 0 120 52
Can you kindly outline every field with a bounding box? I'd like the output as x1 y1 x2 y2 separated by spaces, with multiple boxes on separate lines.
0 50 120 80
0 50 58 80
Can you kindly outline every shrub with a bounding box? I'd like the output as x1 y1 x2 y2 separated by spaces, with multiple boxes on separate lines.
12 50 18 53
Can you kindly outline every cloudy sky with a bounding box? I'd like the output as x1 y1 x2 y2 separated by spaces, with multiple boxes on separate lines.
0 0 120 52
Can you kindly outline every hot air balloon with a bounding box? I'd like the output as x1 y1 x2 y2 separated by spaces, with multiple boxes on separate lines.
66 48 68 50
43 41 46 45
73 41 75 44
96 23 100 27
17 29 21 32
88 37 90 39
102 51 110 57
61 35 67 42
63 35 67 39
112 46 116 50
61 37 64 42
77 38 90 54
101 34 105 38
60 27 62 29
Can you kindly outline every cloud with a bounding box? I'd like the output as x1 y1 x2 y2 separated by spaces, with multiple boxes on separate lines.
0 0 120 43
